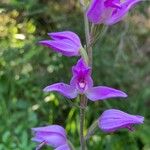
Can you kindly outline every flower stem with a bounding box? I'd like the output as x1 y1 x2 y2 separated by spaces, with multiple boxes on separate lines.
79 1 93 150
80 0 93 67
83 12 93 67
80 95 86 150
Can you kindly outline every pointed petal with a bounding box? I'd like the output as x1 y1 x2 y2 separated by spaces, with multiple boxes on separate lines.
98 109 144 132
48 31 81 47
32 125 68 148
32 132 66 148
43 83 78 99
72 58 91 76
87 0 105 24
70 58 93 88
39 39 79 56
105 0 141 25
104 0 122 9
70 58 93 93
86 86 127 101
32 125 66 138
55 144 70 150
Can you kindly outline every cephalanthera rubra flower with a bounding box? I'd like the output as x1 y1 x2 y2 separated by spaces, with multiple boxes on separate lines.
44 58 127 101
32 125 70 150
98 109 144 132
87 0 141 25
39 31 82 57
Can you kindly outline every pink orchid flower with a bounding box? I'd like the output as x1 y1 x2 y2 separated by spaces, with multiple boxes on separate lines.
44 58 127 101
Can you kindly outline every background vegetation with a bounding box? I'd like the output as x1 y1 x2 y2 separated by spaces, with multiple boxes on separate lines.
0 0 150 149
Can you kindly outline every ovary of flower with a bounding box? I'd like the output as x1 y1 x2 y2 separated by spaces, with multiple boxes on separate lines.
43 58 127 101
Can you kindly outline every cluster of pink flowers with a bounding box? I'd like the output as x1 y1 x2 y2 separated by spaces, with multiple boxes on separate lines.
32 0 144 150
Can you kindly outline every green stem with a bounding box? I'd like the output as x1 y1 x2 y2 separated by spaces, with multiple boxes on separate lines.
79 0 93 150
68 140 76 150
83 6 93 67
80 95 86 150
79 0 93 66
85 120 98 140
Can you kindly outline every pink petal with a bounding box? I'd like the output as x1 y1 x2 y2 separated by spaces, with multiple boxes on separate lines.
105 0 141 25
86 86 127 101
32 125 69 149
43 83 78 99
98 109 144 132
70 58 93 93
39 39 79 56
48 31 81 47
72 58 91 74
87 0 105 24
55 144 70 150
32 132 66 148
32 125 66 138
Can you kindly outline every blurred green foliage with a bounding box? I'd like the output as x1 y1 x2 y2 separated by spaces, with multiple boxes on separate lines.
0 0 150 150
